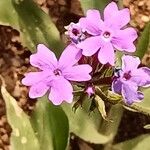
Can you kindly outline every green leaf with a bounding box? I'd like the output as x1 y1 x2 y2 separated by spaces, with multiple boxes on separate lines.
113 134 150 150
62 101 111 144
123 105 138 113
80 0 110 14
95 95 107 120
0 0 63 54
107 90 122 103
115 51 123 67
30 97 69 150
1 83 40 150
95 87 121 105
0 0 18 28
12 0 63 53
135 22 150 59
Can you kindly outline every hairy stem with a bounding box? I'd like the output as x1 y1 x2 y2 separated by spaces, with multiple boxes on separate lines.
99 104 124 149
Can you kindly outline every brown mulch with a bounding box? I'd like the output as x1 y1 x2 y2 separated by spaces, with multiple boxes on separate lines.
0 0 150 150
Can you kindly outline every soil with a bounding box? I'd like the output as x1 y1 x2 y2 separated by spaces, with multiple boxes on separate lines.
0 0 150 150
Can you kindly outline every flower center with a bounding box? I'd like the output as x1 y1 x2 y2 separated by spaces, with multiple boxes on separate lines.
72 28 80 36
123 71 131 80
103 31 111 38
53 69 62 76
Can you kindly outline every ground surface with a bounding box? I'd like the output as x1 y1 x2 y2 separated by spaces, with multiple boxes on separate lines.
0 0 150 150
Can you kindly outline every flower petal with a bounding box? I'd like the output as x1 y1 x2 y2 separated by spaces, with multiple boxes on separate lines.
86 9 102 25
105 8 130 29
22 71 49 86
49 77 73 105
98 42 115 65
115 28 138 41
112 28 137 52
62 64 92 81
79 9 103 35
30 44 57 70
29 82 49 99
77 36 101 56
122 55 140 72
140 67 150 87
122 82 144 104
131 67 150 87
140 67 150 77
58 44 82 69
104 2 118 20
112 79 122 94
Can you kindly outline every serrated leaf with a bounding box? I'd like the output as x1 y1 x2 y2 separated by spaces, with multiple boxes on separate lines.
80 0 110 14
113 134 150 150
135 22 150 59
30 97 69 150
62 101 111 144
1 83 40 150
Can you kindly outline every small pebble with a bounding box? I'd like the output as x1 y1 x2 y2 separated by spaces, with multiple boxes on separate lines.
141 15 150 22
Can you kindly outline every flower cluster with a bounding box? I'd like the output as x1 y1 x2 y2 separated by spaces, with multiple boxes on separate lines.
22 2 150 105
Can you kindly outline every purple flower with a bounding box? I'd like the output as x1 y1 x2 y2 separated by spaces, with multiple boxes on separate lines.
77 2 137 65
112 55 150 104
22 44 92 105
65 22 85 44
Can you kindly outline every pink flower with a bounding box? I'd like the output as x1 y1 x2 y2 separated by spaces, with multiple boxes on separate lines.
22 44 92 105
112 55 150 104
77 2 137 65
85 86 95 97
65 22 85 44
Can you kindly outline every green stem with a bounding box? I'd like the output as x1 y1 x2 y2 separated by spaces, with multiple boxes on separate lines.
99 104 124 149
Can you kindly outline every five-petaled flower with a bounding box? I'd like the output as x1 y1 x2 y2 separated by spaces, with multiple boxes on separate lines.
22 44 92 105
112 55 150 104
77 2 137 65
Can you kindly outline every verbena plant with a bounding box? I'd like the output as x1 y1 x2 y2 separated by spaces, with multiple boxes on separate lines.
0 0 150 150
